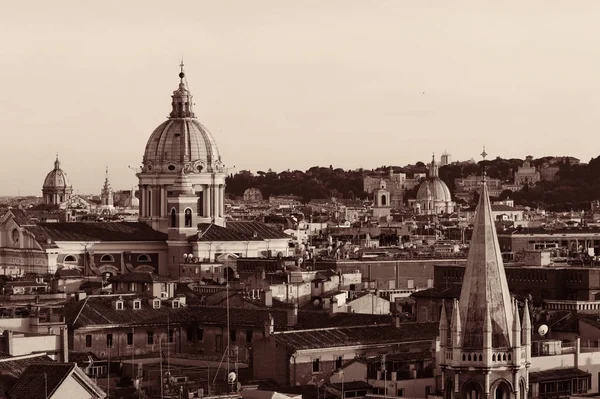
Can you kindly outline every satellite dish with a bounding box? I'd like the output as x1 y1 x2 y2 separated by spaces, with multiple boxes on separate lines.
228 372 237 383
538 324 548 336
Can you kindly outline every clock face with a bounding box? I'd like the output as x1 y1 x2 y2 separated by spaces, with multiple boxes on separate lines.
11 229 19 244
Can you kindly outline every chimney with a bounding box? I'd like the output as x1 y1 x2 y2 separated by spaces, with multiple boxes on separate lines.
393 313 401 328
61 327 69 362
287 303 298 327
264 289 273 307
264 313 275 337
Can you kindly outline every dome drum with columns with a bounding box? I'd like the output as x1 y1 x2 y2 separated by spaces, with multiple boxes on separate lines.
42 156 73 205
137 63 227 233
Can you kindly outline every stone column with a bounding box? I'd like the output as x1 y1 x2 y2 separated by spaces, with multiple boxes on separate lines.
205 185 211 220
220 185 225 217
160 187 166 217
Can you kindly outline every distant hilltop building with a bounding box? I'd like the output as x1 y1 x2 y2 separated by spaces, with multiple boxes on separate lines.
410 154 455 215
440 151 451 166
514 155 540 186
42 155 73 205
243 187 263 203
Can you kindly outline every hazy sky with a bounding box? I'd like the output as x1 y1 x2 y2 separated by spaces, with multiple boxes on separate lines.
2 0 600 195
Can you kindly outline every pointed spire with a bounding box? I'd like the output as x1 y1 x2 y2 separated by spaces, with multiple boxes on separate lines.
522 299 531 332
458 149 513 349
513 298 521 333
439 299 448 330
450 298 461 347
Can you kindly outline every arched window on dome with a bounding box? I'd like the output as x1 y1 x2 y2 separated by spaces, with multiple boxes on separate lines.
381 194 387 206
100 254 115 263
64 255 77 262
170 208 177 228
184 208 192 227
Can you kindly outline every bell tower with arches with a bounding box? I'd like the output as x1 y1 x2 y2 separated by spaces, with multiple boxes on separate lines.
372 179 391 219
166 171 199 240
439 172 530 399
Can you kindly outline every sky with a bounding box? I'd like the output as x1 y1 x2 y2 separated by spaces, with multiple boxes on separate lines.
2 0 600 195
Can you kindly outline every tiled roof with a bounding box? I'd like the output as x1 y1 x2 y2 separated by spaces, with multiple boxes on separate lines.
410 286 462 299
29 222 167 242
5 281 47 288
7 209 35 226
227 221 291 240
55 269 82 279
8 363 76 399
499 226 600 236
66 296 289 329
109 272 176 284
330 381 372 391
273 322 438 351
0 354 54 395
194 223 261 242
296 311 393 329
529 368 590 383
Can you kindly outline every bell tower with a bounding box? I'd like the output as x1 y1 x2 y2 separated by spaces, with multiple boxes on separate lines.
438 171 530 399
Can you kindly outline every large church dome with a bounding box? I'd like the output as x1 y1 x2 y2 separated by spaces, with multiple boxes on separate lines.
416 177 452 202
142 64 222 174
43 156 71 189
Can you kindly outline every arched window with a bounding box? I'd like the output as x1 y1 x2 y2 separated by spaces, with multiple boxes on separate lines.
381 194 387 206
184 208 192 227
100 254 114 263
170 208 177 227
64 255 77 262
137 254 151 262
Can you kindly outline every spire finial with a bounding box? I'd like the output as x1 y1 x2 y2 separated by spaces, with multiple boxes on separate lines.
481 146 488 182
54 154 60 170
179 57 185 82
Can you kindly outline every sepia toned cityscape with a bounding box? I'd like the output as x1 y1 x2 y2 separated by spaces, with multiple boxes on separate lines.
3 2 600 399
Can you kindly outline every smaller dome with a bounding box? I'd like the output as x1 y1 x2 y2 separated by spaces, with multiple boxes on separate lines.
416 177 452 202
43 156 71 189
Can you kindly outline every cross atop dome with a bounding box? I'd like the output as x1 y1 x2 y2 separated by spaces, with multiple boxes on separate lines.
481 146 488 182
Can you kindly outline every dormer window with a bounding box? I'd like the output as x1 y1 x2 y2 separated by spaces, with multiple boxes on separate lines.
133 299 142 310
137 254 151 263
153 299 161 309
172 300 180 309
115 300 124 310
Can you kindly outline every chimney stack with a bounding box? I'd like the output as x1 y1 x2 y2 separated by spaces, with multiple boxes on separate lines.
287 303 298 326
264 313 275 337
264 289 273 307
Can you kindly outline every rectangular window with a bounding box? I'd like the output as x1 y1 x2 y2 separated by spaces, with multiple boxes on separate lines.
147 331 154 345
427 278 434 288
187 327 194 343
397 389 405 397
168 329 174 343
216 334 223 352
335 356 343 370
407 279 414 289
133 301 141 309
116 302 123 310
127 332 134 346
86 334 92 348
106 334 113 348
312 358 320 373
246 330 253 343
230 329 237 343
197 328 204 342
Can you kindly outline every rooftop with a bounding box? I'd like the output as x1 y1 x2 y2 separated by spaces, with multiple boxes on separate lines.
8 363 77 399
66 296 289 329
109 272 176 284
29 221 167 243
272 322 438 351
529 368 590 383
